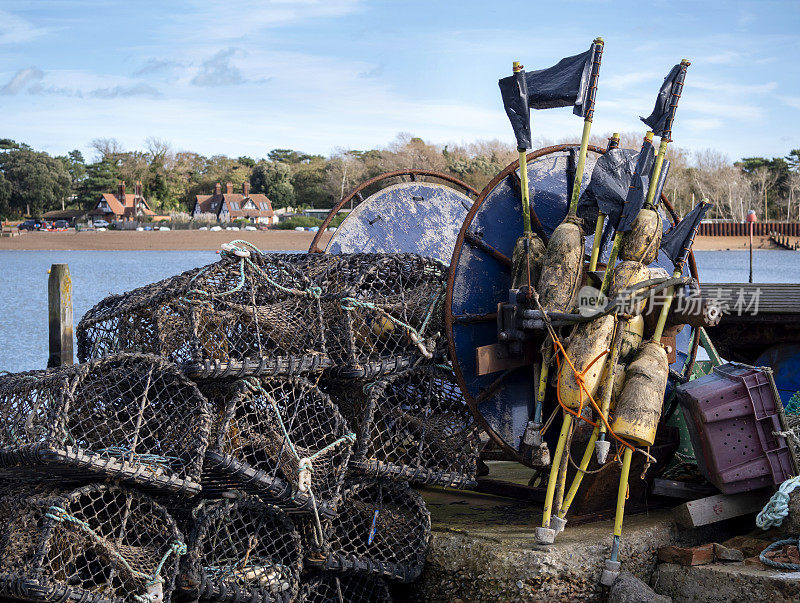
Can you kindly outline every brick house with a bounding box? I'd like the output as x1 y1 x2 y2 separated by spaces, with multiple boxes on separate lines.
193 182 274 225
90 181 155 221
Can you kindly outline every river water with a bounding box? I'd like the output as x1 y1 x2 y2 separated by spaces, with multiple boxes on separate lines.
1 249 798 373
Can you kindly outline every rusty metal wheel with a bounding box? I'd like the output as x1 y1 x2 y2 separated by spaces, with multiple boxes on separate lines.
445 144 699 466
309 169 478 261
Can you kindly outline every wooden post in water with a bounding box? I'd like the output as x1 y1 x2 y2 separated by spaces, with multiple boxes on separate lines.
48 263 73 368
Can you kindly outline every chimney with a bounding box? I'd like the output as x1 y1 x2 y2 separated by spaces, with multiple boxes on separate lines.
243 181 250 197
226 182 233 195
134 181 142 198
118 181 126 201
215 182 222 195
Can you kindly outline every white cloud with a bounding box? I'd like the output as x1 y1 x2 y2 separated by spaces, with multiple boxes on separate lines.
190 48 245 87
0 10 46 44
0 66 43 94
162 0 363 42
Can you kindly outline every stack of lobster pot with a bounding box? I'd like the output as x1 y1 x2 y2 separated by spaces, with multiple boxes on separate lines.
0 354 211 602
66 243 478 600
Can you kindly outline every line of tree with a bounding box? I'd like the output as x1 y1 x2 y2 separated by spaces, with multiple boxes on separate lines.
1 133 798 222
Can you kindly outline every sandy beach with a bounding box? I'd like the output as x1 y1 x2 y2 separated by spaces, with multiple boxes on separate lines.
0 229 331 251
0 230 791 252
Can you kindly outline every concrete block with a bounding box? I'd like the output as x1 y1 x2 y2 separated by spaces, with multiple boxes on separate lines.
609 571 671 603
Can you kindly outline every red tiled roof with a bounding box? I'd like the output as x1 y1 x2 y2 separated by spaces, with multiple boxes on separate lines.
194 193 274 219
91 193 155 217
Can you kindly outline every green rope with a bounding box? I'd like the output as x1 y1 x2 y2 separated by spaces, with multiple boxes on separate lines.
760 537 800 570
785 392 800 416
308 433 356 463
340 297 425 346
45 505 186 598
243 379 354 468
95 446 179 471
756 475 800 530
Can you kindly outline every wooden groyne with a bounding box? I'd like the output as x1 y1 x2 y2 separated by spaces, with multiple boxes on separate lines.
698 221 800 237
769 231 799 250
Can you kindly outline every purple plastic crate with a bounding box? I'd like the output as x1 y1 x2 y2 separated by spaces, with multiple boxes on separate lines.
676 363 796 494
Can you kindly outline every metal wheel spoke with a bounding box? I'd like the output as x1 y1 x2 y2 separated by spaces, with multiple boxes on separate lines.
463 232 511 269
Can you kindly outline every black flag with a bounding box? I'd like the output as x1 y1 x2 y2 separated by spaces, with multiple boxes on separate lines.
653 159 671 205
615 139 656 233
641 64 686 138
660 201 711 267
577 148 638 232
499 42 601 150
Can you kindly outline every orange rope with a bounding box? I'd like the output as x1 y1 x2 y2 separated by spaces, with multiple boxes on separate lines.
552 336 636 452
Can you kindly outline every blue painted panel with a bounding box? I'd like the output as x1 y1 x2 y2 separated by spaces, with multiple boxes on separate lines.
755 343 800 405
326 182 471 263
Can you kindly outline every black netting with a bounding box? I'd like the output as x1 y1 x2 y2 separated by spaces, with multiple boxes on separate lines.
77 251 447 380
200 377 353 516
0 354 211 495
0 483 184 603
325 365 479 488
298 573 391 603
176 497 301 603
303 478 430 583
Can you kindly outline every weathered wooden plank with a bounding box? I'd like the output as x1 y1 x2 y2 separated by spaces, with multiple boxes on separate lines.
651 478 717 499
672 490 771 529
475 343 533 376
48 263 73 368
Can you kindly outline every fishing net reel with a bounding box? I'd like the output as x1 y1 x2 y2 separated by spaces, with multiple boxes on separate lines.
77 251 447 380
0 353 211 495
200 377 354 517
303 477 430 583
325 364 479 488
0 482 185 603
177 497 302 603
298 573 392 603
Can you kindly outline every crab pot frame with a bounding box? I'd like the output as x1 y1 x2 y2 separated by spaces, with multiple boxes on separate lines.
298 573 392 603
77 252 447 380
326 365 479 488
201 377 354 517
305 478 430 583
0 483 184 603
0 354 211 496
177 497 302 603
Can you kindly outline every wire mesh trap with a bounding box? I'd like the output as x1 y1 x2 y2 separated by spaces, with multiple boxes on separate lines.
0 482 185 603
325 364 479 488
0 353 211 496
298 573 391 603
176 497 302 603
304 478 431 583
77 249 448 380
201 377 354 517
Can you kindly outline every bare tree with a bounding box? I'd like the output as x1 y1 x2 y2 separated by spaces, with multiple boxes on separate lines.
749 166 780 221
788 171 800 222
90 137 124 161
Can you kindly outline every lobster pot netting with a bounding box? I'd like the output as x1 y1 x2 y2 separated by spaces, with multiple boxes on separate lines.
177 497 302 603
298 573 391 603
305 478 430 583
0 354 211 496
325 365 479 488
0 483 185 603
77 251 447 380
201 377 354 516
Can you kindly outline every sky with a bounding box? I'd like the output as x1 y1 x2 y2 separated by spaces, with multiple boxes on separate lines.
0 0 798 163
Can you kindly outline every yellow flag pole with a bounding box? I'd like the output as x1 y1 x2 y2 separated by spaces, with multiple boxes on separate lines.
599 131 654 294
602 61 693 588
536 38 604 544
587 133 620 272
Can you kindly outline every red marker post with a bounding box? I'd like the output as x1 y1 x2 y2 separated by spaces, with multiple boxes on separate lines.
747 210 757 283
